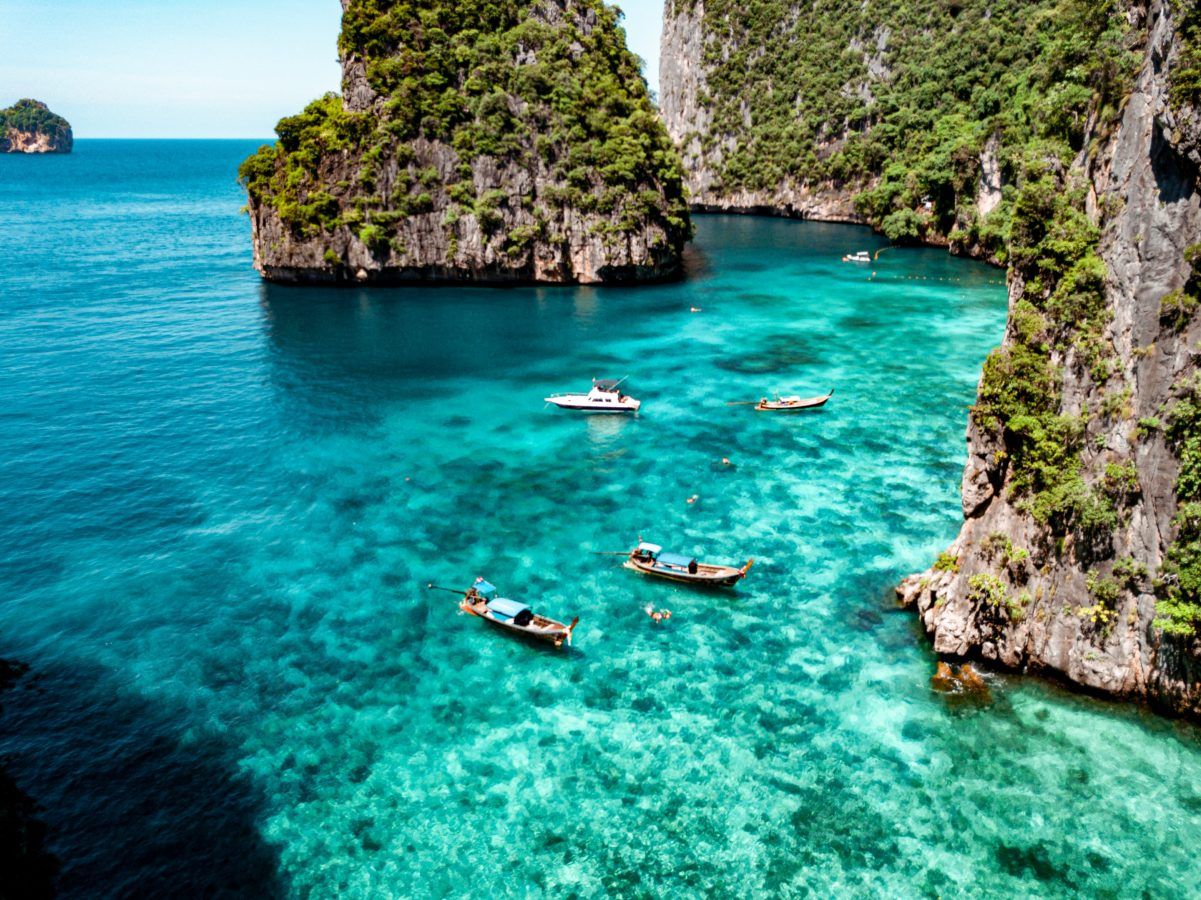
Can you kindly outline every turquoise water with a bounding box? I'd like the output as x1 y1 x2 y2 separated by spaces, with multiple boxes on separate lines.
1 141 1199 897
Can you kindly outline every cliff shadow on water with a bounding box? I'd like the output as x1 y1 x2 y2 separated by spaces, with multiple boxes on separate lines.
0 658 284 897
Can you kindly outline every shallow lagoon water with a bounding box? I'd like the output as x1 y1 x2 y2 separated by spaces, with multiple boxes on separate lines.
1 142 1199 897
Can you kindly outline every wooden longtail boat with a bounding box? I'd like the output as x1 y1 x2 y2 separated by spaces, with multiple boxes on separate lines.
755 391 833 412
440 579 578 648
624 542 753 588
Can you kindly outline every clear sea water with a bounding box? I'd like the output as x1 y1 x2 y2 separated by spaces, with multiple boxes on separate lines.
1 141 1199 898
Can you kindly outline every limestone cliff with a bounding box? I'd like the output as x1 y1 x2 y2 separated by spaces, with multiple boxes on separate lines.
660 0 1201 716
241 0 690 285
898 0 1201 718
659 0 1134 260
659 0 861 222
0 100 72 154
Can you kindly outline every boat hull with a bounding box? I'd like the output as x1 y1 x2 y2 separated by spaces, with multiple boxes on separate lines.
545 396 640 413
460 600 575 648
755 393 832 412
623 558 745 588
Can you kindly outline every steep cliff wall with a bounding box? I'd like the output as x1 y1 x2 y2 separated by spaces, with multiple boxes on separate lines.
899 0 1201 718
660 0 1134 261
659 0 861 222
0 100 72 154
241 0 689 285
661 0 1201 716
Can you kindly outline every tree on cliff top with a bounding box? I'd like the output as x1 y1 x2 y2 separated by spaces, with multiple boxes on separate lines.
0 99 72 143
240 0 689 258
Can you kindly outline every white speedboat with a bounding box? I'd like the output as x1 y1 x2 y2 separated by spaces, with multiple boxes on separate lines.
545 378 641 413
842 251 872 263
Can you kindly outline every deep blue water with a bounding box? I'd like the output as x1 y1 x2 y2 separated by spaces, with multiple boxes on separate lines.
1 141 1199 897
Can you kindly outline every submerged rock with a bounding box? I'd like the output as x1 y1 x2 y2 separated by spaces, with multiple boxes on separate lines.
0 100 72 154
931 661 991 701
241 0 690 285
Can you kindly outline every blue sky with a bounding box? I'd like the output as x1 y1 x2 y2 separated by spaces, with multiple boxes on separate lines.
0 0 665 138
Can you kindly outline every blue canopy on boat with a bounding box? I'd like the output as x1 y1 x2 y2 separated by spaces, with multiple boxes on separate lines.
474 579 497 598
487 596 530 621
657 552 696 568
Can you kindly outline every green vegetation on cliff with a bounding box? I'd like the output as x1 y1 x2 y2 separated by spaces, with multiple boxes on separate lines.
690 0 1134 254
1158 364 1201 637
1170 0 1201 108
0 99 72 144
684 0 1200 637
240 0 688 262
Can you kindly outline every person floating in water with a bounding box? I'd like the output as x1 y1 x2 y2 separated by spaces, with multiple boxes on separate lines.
645 605 673 624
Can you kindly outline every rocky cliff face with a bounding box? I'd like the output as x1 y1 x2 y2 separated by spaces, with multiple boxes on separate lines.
241 0 689 285
659 0 862 222
0 100 72 154
660 0 1201 716
898 0 1201 718
659 0 1139 264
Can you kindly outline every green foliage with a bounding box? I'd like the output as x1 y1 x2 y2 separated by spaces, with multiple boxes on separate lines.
1170 0 1201 108
1135 417 1161 440
969 149 1117 542
981 532 1029 570
358 223 390 253
1086 571 1121 606
1081 570 1121 633
0 99 71 142
695 0 1135 250
879 208 927 243
1160 289 1199 332
1113 556 1148 591
691 2 1135 556
1166 375 1201 501
1103 461 1140 502
968 572 1026 621
933 551 960 573
241 0 690 250
968 572 1008 608
1159 242 1201 332
1157 376 1201 637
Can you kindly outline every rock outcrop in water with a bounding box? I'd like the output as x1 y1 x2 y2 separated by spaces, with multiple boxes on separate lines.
660 0 1201 716
898 0 1201 719
240 0 689 285
0 100 72 154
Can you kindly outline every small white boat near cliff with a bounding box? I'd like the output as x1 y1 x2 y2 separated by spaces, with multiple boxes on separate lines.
545 377 641 413
842 251 872 263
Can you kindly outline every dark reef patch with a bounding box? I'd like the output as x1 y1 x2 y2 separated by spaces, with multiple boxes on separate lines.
0 659 59 899
0 659 284 897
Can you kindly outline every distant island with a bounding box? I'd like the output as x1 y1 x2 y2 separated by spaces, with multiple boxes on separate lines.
239 0 689 285
0 100 73 154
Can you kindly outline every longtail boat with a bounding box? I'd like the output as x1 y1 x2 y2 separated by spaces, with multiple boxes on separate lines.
755 391 833 412
435 579 578 648
624 541 753 588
